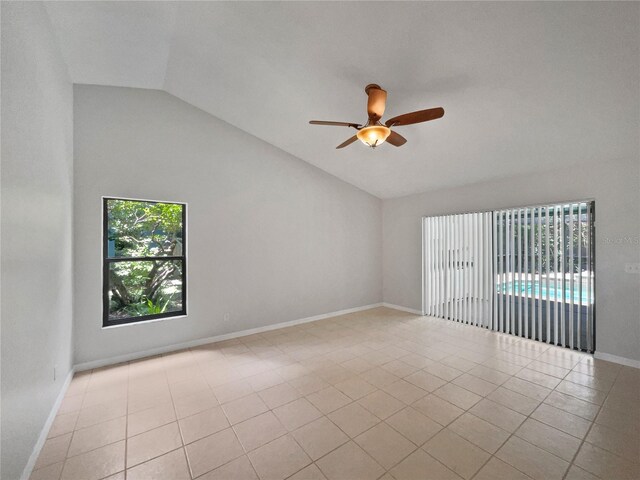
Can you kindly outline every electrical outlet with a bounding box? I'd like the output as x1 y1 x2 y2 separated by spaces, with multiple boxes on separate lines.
223 313 230 322
625 262 640 274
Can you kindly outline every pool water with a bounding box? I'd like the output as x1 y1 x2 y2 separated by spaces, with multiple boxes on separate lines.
499 280 591 304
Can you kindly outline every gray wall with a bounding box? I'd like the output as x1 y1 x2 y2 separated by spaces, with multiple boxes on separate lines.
73 85 382 365
1 3 74 479
383 157 640 362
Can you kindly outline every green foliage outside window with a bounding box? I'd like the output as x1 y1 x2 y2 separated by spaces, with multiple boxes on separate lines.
105 199 186 324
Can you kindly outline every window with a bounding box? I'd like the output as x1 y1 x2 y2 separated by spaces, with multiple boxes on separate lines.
103 197 186 327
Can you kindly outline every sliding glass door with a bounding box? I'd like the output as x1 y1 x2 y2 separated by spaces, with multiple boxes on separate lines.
423 201 595 353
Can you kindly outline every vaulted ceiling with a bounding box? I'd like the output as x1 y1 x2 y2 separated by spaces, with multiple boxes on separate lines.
45 2 639 198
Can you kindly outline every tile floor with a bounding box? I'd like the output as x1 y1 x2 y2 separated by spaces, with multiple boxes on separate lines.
32 307 640 480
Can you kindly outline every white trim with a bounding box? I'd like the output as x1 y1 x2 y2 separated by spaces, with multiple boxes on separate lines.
21 368 75 480
594 351 640 369
75 303 384 371
382 303 423 315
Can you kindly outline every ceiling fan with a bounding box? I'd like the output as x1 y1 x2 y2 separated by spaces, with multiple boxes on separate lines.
309 84 444 149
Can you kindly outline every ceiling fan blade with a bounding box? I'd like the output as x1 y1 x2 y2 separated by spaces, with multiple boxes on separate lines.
336 135 358 149
385 107 445 127
310 120 360 128
386 130 407 147
366 85 387 120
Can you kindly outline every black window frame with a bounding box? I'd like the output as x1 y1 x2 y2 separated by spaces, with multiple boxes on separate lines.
102 197 187 327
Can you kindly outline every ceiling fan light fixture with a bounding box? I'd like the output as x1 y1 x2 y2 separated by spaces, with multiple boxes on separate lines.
356 125 391 148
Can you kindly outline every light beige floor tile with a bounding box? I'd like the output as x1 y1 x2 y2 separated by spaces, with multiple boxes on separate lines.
333 377 377 400
30 461 64 480
451 373 498 397
248 434 311 480
381 360 420 378
515 418 581 461
357 390 404 420
404 371 447 392
173 389 219 419
306 386 352 414
502 377 551 401
527 360 571 379
128 389 173 414
48 412 79 438
385 406 443 447
273 398 322 431
245 370 286 392
381 379 428 405
126 448 190 480
126 422 182 467
233 411 287 452
448 412 510 454
531 403 591 438
469 398 526 432
328 403 380 437
75 401 127 430
389 449 461 480
400 353 434 369
556 380 606 405
289 375 329 395
516 368 562 389
595 405 640 436
496 436 569 480
564 465 600 480
259 382 301 409
197 455 258 480
354 422 416 469
178 405 229 445
60 440 125 480
423 429 490 479
222 393 269 425
82 386 127 409
586 422 640 462
316 441 385 480
421 363 464 382
468 365 511 386
574 442 640 480
68 416 126 458
185 427 245 478
34 433 72 470
58 394 84 415
543 391 600 420
486 386 540 415
360 368 400 388
440 355 478 372
473 457 533 480
288 463 327 480
565 370 614 392
433 383 482 410
412 394 463 426
212 380 254 404
292 417 349 460
169 376 210 400
127 402 176 437
342 358 375 374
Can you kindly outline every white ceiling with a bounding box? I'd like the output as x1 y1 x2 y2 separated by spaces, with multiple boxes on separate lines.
45 2 639 199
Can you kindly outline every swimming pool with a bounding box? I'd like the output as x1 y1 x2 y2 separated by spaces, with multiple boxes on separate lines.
499 279 592 304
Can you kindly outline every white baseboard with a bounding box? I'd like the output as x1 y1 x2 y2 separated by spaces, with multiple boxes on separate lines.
382 302 424 315
21 368 75 480
74 303 384 372
594 351 640 369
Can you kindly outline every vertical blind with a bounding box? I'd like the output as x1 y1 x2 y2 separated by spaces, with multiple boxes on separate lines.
422 212 494 328
423 201 595 353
